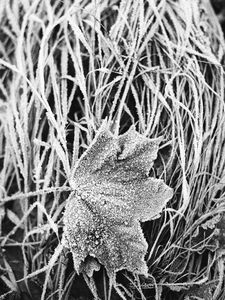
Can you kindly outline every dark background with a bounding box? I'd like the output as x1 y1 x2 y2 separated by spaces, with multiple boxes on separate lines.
211 0 225 33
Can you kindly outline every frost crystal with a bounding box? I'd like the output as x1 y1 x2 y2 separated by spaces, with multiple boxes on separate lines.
63 123 173 277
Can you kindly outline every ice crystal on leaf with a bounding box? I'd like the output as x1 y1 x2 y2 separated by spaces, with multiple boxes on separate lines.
63 123 173 278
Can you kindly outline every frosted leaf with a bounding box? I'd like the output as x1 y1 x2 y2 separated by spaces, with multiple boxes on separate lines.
79 257 101 277
63 123 173 277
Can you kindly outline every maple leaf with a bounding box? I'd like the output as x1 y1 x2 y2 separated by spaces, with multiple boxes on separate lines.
63 123 173 278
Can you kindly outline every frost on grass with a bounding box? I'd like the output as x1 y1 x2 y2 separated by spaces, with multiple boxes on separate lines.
63 123 173 278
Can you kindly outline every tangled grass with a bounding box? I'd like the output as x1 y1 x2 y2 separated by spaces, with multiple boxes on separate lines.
0 0 225 299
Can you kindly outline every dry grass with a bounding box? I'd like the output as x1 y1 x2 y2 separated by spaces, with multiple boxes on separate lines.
0 0 225 299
